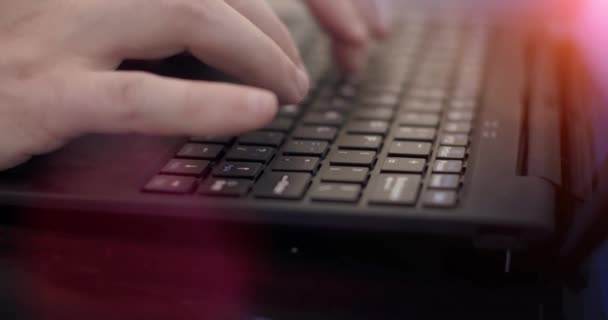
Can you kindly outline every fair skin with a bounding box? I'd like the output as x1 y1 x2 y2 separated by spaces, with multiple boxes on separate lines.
0 0 390 170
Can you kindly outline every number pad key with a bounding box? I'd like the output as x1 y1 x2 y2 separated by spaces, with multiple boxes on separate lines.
310 184 362 203
369 175 421 206
271 156 319 173
283 140 329 157
253 172 312 200
433 160 463 173
199 178 252 197
389 142 432 157
161 159 210 176
423 190 458 208
428 174 460 189
329 150 377 167
321 166 369 184
178 144 224 160
212 162 263 179
437 146 466 160
382 158 426 173
441 134 469 146
226 146 275 163
144 175 197 194
444 122 472 134
398 113 440 127
394 127 436 141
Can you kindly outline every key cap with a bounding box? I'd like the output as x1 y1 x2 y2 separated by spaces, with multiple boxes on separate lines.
278 104 302 118
444 122 472 134
283 140 329 157
398 113 440 127
161 159 210 176
389 141 432 157
354 108 394 121
437 146 466 159
360 92 400 106
423 190 458 208
302 111 345 127
144 175 197 194
347 121 390 135
428 174 460 189
253 172 312 200
212 161 263 179
198 178 252 197
382 158 426 173
177 144 224 160
265 118 295 132
408 88 447 100
239 131 285 147
446 111 474 122
441 134 469 146
337 135 383 151
321 166 369 184
369 175 421 206
190 136 234 145
329 150 376 167
310 184 362 203
401 99 443 113
450 99 476 110
226 146 275 163
433 160 463 173
271 156 319 173
292 126 338 141
394 127 436 141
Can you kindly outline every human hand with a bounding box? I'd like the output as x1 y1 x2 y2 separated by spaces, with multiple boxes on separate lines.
305 0 392 72
0 0 309 170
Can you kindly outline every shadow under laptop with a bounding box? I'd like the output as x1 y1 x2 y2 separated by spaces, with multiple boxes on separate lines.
0 207 563 320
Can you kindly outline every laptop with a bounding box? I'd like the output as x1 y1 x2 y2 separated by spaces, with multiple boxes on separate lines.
0 1 605 266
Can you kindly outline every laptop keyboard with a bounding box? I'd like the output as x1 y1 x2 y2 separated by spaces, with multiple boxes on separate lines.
143 14 489 209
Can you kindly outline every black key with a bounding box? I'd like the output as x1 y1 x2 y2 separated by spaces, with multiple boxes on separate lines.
423 190 458 208
354 108 395 121
198 178 252 197
444 122 472 134
437 146 466 160
337 135 383 151
302 111 345 126
433 160 463 173
190 136 234 145
389 142 432 157
398 113 440 127
360 92 400 106
369 174 421 206
212 161 263 179
226 146 275 163
347 121 390 135
401 99 443 113
253 172 312 200
278 104 303 118
283 140 329 157
144 175 197 194
382 158 426 173
446 111 474 122
271 156 319 173
239 131 285 147
428 174 460 189
265 118 295 132
161 159 210 176
292 126 338 141
441 134 469 146
177 143 224 160
394 127 436 141
321 166 369 184
310 184 362 203
329 150 376 167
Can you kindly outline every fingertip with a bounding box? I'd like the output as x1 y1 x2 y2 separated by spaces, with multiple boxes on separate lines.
247 89 279 123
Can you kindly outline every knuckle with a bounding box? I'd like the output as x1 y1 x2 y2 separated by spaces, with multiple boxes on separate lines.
111 74 147 123
166 0 214 23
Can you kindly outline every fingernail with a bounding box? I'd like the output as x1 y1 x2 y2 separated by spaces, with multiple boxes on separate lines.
295 67 310 101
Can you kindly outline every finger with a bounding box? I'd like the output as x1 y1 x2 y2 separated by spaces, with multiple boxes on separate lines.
225 0 304 68
305 0 369 46
96 0 308 103
332 42 369 74
352 0 392 38
64 71 278 137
